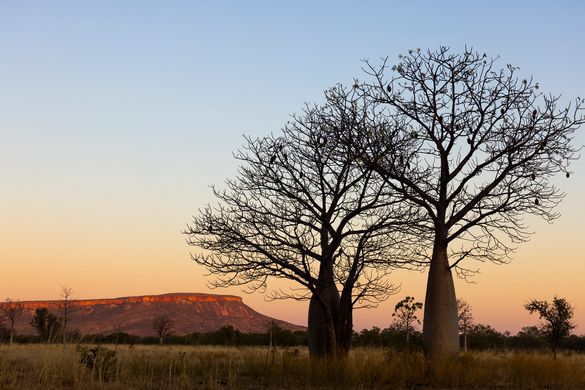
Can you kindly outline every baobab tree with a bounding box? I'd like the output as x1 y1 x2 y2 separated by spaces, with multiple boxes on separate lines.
345 47 584 356
185 86 424 357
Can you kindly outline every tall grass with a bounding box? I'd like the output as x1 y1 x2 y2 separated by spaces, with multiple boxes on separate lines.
0 344 584 389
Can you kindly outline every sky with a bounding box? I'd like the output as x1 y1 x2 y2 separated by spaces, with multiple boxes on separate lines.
1 1 584 335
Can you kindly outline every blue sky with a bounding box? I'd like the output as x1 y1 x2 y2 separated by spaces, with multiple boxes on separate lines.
1 1 584 332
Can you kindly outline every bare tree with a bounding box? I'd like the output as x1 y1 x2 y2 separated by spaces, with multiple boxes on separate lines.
185 87 423 357
392 296 423 345
525 296 575 358
1 298 23 345
457 298 473 352
60 286 73 344
152 313 174 345
346 47 583 356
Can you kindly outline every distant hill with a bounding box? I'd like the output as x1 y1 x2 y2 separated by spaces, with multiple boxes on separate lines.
1 293 305 336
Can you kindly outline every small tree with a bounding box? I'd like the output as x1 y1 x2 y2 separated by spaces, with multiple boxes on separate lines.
60 286 73 344
457 299 474 352
152 313 174 345
1 298 22 345
214 325 239 345
30 308 62 343
525 296 575 358
31 308 49 341
392 296 423 345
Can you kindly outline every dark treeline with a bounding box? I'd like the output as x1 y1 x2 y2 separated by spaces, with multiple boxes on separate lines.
3 322 585 353
352 324 585 353
0 324 307 347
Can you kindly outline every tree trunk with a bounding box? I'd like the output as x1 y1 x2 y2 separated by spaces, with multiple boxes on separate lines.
9 329 14 345
464 333 467 352
422 238 459 355
308 287 339 357
308 264 340 357
62 312 67 345
335 289 353 356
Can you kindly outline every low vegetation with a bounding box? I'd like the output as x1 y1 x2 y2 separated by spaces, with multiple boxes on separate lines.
2 296 581 388
1 344 585 389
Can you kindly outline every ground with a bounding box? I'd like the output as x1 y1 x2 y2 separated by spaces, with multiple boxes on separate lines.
0 344 584 389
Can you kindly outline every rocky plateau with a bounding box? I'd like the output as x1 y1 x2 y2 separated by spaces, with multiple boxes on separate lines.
0 293 305 337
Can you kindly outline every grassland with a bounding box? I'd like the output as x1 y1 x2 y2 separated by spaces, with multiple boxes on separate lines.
1 344 585 389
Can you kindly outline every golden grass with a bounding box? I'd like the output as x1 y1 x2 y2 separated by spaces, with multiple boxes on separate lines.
0 344 584 389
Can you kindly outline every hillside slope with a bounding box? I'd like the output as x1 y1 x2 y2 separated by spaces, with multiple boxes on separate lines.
1 293 305 336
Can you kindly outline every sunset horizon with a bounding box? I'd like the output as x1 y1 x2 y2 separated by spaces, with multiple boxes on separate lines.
2 1 584 343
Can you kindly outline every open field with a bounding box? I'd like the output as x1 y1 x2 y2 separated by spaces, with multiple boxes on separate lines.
1 344 585 389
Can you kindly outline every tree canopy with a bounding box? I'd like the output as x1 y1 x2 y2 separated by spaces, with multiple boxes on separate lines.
186 47 583 358
525 296 575 358
185 87 423 356
338 47 583 355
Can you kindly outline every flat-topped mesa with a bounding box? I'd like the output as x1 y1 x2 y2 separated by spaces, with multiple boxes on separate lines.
4 293 243 310
0 292 305 335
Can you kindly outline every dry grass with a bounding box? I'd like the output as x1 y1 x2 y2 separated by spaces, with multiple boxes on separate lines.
1 344 585 389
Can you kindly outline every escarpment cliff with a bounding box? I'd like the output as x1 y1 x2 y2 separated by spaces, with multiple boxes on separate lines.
1 293 304 336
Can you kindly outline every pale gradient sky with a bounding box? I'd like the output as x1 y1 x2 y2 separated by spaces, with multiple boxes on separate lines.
1 1 584 335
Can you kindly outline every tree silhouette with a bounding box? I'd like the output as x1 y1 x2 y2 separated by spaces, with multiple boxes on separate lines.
30 308 62 343
392 296 423 345
152 313 174 345
457 298 474 352
525 296 575 358
344 47 584 356
1 298 23 345
185 87 423 357
60 286 73 344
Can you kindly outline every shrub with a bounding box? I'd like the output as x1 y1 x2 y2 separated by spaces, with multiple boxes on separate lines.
76 345 117 381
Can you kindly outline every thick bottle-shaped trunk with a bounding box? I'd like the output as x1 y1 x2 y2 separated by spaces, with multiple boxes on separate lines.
308 286 340 357
335 289 353 356
308 265 340 357
422 238 459 355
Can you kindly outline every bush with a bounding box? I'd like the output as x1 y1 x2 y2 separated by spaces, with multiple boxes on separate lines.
76 345 117 381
